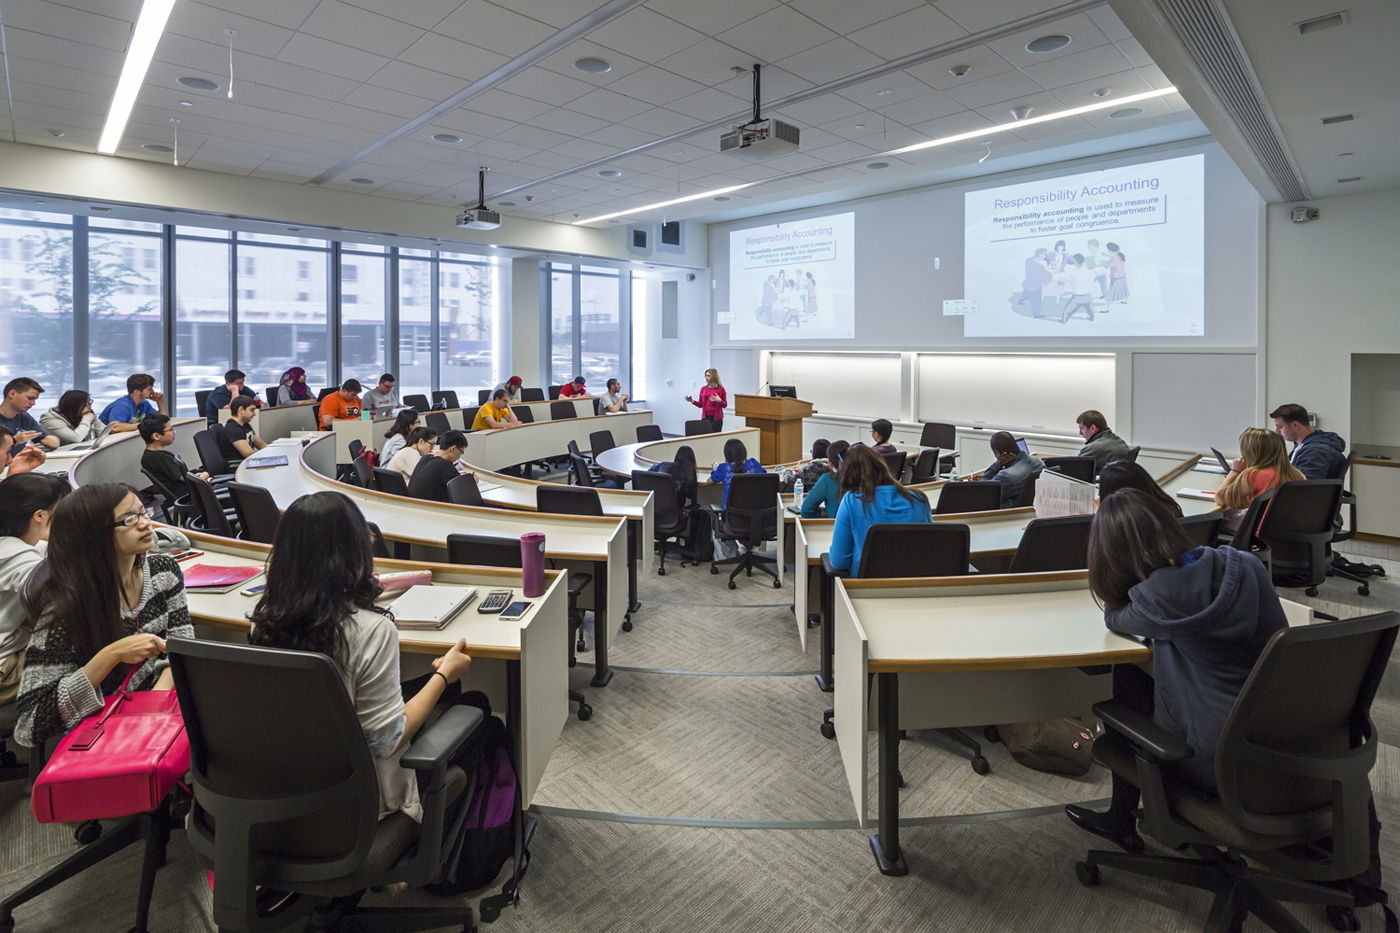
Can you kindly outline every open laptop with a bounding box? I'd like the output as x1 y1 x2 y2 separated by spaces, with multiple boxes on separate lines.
1016 437 1029 455
1210 447 1232 474
66 420 116 452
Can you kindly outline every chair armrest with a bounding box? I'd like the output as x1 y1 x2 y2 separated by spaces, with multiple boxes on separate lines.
820 552 850 578
401 705 484 772
1092 700 1195 762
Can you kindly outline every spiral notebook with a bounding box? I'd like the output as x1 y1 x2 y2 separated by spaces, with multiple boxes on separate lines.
182 565 264 593
390 585 478 631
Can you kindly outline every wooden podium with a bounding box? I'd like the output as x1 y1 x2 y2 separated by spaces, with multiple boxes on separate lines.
735 394 815 464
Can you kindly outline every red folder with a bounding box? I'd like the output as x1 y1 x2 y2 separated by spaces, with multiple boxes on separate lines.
181 564 263 589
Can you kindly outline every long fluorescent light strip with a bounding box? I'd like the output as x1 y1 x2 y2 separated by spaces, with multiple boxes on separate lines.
574 85 1178 225
97 0 178 155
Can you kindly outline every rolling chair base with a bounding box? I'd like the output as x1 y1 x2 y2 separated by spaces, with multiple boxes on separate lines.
935 727 991 775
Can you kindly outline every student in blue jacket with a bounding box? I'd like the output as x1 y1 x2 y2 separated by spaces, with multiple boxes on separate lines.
827 444 932 576
800 440 849 519
1065 488 1287 855
709 438 764 508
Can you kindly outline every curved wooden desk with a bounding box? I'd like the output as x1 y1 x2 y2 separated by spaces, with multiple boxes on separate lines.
60 416 207 488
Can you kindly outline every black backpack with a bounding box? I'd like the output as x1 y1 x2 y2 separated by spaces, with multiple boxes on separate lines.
687 507 714 563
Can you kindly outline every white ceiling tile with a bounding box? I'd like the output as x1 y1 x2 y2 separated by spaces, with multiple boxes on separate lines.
848 6 968 61
278 34 391 82
663 87 749 122
472 137 539 162
130 104 225 134
902 46 1015 91
985 13 1109 68
581 123 658 149
419 123 487 147
775 94 865 126
278 132 360 157
607 151 675 174
318 104 407 133
196 135 281 160
1049 71 1156 109
497 68 596 106
1133 64 1174 90
685 152 746 173
1086 6 1134 42
517 149 587 171
433 106 518 137
941 69 1044 109
14 127 96 147
550 137 619 160
6 80 108 115
189 0 322 31
396 33 509 84
185 157 258 175
906 108 1006 152
818 115 925 148
799 139 879 163
643 0 779 36
528 106 611 137
971 89 1079 126
535 40 649 84
836 72 943 110
436 1 559 57
570 87 654 122
755 150 841 172
715 7 838 64
235 85 337 120
605 66 705 106
210 122 302 148
6 55 114 95
589 7 706 64
301 0 425 58
222 105 317 136
1079 94 1177 129
252 61 359 103
933 0 1064 33
250 166 313 183
164 3 296 59
777 38 884 86
495 124 574 151
260 147 342 168
750 175 819 192
654 38 754 87
2 29 123 77
877 91 964 125
153 36 275 88
496 0 607 28
1020 43 1133 90
626 173 681 191
620 106 701 135
2 3 132 51
338 0 467 30
786 0 923 35
710 161 784 181
460 88 553 123
712 65 813 104
341 83 437 116
1114 37 1155 69
9 100 103 131
382 137 455 162
369 59 470 101
1005 114 1093 141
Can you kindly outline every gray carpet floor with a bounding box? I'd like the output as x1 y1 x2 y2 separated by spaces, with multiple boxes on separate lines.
2 539 1398 933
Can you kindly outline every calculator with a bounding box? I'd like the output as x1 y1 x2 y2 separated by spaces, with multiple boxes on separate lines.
477 590 513 614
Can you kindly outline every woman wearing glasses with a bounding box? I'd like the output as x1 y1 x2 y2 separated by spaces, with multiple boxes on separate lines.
14 483 192 748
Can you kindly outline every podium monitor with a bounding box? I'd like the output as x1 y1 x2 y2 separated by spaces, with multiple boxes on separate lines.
769 385 797 398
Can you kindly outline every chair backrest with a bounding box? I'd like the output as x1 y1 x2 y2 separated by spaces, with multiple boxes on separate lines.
1007 514 1093 573
550 400 576 420
569 452 596 487
910 448 940 484
140 467 187 509
636 424 663 443
1257 479 1343 541
193 428 229 475
520 387 544 403
513 405 534 423
1043 456 1096 483
1123 445 1142 464
195 389 212 419
478 389 491 405
366 521 390 558
1179 512 1223 549
167 638 380 897
352 456 373 489
225 481 282 544
424 411 451 435
589 430 616 456
264 386 279 407
445 533 521 568
1226 487 1274 551
920 422 955 449
1337 450 1355 486
857 523 969 578
537 483 603 516
548 385 563 400
566 438 583 459
372 467 409 497
432 390 459 410
879 449 907 482
722 473 782 541
1016 471 1039 508
402 393 430 412
348 438 364 460
934 481 1003 514
631 470 682 529
684 419 715 436
317 387 339 407
1213 610 1399 878
186 472 235 537
446 474 484 507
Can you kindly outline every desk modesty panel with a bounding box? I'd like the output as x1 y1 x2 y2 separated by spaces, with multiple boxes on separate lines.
64 416 206 489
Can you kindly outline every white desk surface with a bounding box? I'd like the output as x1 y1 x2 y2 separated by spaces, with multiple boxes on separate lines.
594 428 765 483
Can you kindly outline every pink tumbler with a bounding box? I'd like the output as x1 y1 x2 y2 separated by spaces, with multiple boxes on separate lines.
521 532 546 597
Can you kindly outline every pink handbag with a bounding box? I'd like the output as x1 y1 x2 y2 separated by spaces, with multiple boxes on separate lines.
31 665 190 824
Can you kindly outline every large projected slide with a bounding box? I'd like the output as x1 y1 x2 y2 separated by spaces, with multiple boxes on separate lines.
727 212 854 340
963 154 1204 337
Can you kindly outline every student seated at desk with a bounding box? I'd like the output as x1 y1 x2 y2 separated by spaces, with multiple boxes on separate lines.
1214 427 1302 534
790 438 833 490
0 473 69 706
1270 402 1346 480
869 419 897 455
1065 489 1286 854
362 373 399 418
40 390 101 445
1096 461 1181 517
800 439 849 518
381 410 420 462
0 378 60 451
386 427 436 481
320 379 363 430
973 431 1044 509
205 369 258 426
710 438 765 508
275 366 313 407
472 390 520 430
494 376 523 403
15 483 192 748
648 445 699 513
1074 409 1129 473
247 492 475 822
218 397 268 467
0 426 46 480
600 379 629 413
558 376 589 398
827 445 931 575
140 414 209 498
407 430 468 503
100 373 167 433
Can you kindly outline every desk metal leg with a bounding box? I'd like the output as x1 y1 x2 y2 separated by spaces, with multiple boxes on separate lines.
815 565 834 692
591 560 612 687
871 672 908 876
626 518 640 619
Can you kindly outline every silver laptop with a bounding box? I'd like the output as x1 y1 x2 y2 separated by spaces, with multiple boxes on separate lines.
67 421 116 452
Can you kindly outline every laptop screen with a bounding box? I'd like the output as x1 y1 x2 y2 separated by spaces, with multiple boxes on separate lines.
1016 437 1029 455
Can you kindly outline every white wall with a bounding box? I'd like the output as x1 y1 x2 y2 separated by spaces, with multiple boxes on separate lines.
640 271 713 435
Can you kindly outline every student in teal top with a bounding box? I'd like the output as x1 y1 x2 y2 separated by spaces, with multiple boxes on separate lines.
828 445 932 576
799 439 849 518
98 374 167 433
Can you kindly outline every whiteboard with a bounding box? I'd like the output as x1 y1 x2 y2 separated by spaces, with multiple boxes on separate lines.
1132 353 1256 451
770 353 901 419
917 353 1115 431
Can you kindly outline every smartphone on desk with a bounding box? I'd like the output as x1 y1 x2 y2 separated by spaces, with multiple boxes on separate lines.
498 600 532 621
241 583 267 597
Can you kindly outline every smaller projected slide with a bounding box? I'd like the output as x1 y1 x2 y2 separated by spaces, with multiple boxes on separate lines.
728 212 855 340
963 154 1204 337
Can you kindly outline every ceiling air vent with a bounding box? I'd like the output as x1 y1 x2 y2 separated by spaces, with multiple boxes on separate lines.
1320 114 1355 125
1296 12 1348 35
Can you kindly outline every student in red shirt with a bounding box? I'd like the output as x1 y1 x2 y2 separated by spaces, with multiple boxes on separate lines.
558 376 589 398
1214 426 1303 534
685 368 727 431
319 379 363 430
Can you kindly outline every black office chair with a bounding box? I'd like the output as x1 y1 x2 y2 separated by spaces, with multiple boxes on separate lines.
589 430 616 457
538 483 603 517
712 473 782 590
1257 479 1344 597
264 386 279 407
1223 487 1274 575
195 389 213 421
684 420 716 436
919 422 955 448
513 405 534 424
424 411 452 435
910 448 940 485
548 385 563 400
225 481 282 544
1179 512 1224 549
402 393 430 412
520 387 545 403
1043 456 1096 483
445 534 592 720
373 467 410 497
1016 471 1039 508
1330 453 1386 595
186 472 239 537
550 400 576 420
879 449 907 483
935 481 1002 514
1006 514 1092 573
636 424 663 443
140 467 196 526
432 390 459 410
478 389 491 405
1122 445 1141 464
1076 611 1400 933
631 471 692 574
353 455 374 489
317 386 339 409
348 438 364 461
461 406 480 430
366 521 391 559
446 474 484 507
192 428 236 481
167 638 485 933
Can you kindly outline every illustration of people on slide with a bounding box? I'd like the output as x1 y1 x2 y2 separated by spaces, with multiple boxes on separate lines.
1010 237 1130 324
756 266 819 330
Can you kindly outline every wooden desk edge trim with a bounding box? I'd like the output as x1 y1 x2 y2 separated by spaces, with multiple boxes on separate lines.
1155 453 1203 486
869 647 1150 673
187 612 522 660
1354 457 1400 469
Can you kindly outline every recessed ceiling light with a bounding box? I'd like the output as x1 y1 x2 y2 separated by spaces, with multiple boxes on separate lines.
574 57 612 74
142 143 173 152
179 100 193 106
350 177 374 184
1321 113 1354 125
866 162 890 170
948 64 971 77
47 129 65 137
854 124 865 130
176 76 220 91
1092 87 1111 98
1338 176 1363 183
1026 34 1072 53
498 201 516 207
877 88 893 96
674 150 685 156
1107 107 1145 119
431 133 462 143
1010 105 1033 120
598 169 622 177
612 187 623 192
713 196 731 202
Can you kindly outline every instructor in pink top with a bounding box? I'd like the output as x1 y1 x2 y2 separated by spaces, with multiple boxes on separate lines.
685 368 727 431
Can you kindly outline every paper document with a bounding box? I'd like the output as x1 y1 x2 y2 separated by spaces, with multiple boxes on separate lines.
1176 489 1219 501
245 455 289 469
390 585 478 630
1034 470 1095 518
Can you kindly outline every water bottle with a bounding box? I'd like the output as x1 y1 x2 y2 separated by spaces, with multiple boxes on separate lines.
793 477 804 509
949 467 960 482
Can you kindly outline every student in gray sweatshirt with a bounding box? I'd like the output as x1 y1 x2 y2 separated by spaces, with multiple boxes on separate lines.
0 474 70 705
1064 488 1287 854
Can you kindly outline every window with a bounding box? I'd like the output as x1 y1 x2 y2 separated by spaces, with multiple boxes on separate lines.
631 271 646 401
440 259 496 395
397 258 432 401
0 238 10 261
549 264 574 385
237 242 329 394
90 230 164 406
295 292 309 302
243 256 256 276
343 264 358 284
548 263 622 389
242 289 256 300
175 236 231 417
450 272 460 288
342 294 356 304
340 251 385 382
143 248 157 270
0 222 74 400
297 260 309 280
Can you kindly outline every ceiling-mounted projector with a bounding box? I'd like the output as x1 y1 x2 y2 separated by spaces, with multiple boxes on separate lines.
456 167 501 230
720 64 799 161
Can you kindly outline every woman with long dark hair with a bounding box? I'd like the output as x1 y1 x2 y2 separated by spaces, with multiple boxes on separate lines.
380 409 421 462
248 492 473 821
39 389 101 445
0 474 69 704
827 445 930 575
708 437 764 508
869 419 896 454
1096 461 1182 517
664 445 699 511
1065 489 1286 854
15 483 191 747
